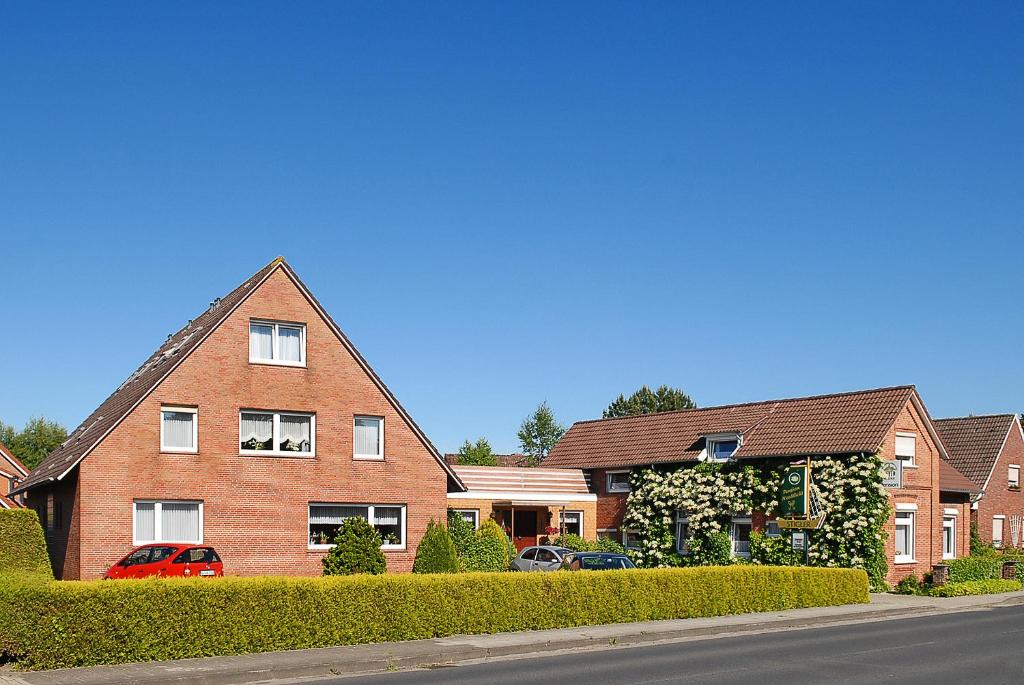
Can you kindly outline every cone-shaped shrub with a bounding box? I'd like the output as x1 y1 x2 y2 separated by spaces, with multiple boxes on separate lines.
321 518 386 576
413 519 459 574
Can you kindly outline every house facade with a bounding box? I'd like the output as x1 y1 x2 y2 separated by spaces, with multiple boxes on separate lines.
0 441 28 509
543 386 975 583
15 258 464 579
936 414 1024 548
447 465 596 549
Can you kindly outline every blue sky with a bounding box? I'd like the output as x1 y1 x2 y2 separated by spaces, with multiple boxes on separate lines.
2 3 1022 453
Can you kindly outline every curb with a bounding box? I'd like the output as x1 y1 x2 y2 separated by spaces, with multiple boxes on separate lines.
10 593 1024 685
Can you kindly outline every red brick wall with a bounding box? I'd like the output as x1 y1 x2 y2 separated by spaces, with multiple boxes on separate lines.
975 418 1024 547
26 474 80 579
879 398 943 584
54 269 448 580
590 468 630 533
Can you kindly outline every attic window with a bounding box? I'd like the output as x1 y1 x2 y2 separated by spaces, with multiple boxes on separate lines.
705 434 740 463
895 433 916 466
250 321 306 366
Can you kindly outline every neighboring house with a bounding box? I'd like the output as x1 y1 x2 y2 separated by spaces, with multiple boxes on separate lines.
935 414 1024 548
14 258 465 579
0 441 29 508
542 385 973 583
447 465 596 550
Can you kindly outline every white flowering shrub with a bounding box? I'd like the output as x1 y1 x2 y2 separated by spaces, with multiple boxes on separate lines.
622 452 890 591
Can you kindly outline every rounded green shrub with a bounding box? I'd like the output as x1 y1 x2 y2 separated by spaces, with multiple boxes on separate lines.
477 519 515 569
413 519 459 574
321 518 386 576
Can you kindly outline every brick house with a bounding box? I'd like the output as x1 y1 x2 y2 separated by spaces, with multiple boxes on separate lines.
0 441 28 509
14 258 464 579
447 465 596 549
935 414 1024 548
542 386 975 583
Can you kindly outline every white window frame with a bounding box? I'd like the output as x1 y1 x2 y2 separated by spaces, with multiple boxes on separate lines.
894 504 917 563
942 513 957 560
453 509 480 529
239 410 315 457
895 432 917 467
132 500 204 546
705 434 741 463
559 510 584 537
675 512 690 555
307 503 407 551
993 515 1006 548
730 516 752 558
1009 465 1020 489
249 320 307 367
622 529 640 550
606 470 631 493
160 406 198 454
353 415 385 461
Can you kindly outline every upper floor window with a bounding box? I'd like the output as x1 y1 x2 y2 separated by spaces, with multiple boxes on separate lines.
354 416 384 460
161 406 198 453
249 320 306 366
895 432 916 466
705 434 740 463
240 410 314 456
1010 465 1020 490
606 470 631 493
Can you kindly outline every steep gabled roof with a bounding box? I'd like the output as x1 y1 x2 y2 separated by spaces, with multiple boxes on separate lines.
0 441 28 477
934 414 1017 488
17 258 464 493
542 386 918 469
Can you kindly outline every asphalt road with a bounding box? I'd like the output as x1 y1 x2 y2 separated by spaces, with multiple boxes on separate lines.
319 604 1024 685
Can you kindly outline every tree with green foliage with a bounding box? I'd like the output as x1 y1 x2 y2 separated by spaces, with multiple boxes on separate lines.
603 385 696 418
0 417 68 470
516 402 565 465
321 517 387 575
413 519 460 573
457 438 498 466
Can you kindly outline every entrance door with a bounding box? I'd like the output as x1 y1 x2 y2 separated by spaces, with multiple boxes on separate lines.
498 509 539 551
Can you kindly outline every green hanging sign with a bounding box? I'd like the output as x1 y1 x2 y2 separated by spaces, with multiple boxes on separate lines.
779 465 809 517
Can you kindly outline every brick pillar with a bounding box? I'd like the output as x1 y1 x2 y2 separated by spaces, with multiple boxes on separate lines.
932 564 949 587
1002 561 1019 580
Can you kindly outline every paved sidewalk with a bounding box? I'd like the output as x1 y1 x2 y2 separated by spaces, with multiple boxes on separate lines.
4 591 1023 685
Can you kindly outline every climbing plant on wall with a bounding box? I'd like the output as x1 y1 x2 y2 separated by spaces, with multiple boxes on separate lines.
622 452 891 591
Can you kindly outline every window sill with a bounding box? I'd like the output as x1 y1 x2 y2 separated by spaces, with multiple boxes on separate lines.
240 451 315 459
307 545 405 552
899 463 918 469
353 455 385 462
607 488 631 494
249 359 307 369
1010 487 1021 492
894 557 917 565
160 449 199 455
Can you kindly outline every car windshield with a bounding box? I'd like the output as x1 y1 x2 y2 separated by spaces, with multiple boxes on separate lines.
579 556 628 570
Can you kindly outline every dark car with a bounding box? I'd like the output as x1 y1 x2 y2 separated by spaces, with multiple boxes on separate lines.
560 552 636 571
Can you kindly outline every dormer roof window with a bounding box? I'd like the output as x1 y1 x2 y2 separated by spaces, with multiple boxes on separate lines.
703 434 741 463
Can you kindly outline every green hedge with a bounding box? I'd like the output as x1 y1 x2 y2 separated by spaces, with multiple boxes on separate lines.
0 509 52 581
929 579 1022 597
0 566 867 670
946 556 1004 583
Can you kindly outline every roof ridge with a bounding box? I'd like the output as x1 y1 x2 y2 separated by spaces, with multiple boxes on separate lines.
934 413 1017 423
569 385 917 428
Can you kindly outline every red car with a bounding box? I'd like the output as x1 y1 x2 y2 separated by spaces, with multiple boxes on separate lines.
104 544 224 579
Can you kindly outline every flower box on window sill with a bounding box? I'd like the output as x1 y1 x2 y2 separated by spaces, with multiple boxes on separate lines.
1009 486 1021 491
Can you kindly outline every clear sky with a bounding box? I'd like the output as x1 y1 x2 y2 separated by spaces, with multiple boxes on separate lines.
2 3 1022 454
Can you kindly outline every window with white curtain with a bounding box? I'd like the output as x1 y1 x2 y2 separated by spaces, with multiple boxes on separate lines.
895 433 916 466
133 500 202 545
560 510 583 537
308 503 406 549
993 516 1005 548
249 320 306 366
353 416 384 460
895 511 915 562
161 407 197 452
240 411 314 455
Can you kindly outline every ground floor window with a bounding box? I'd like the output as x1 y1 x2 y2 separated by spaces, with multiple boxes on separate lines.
597 529 618 541
675 512 690 555
731 517 751 558
993 516 1005 548
308 503 406 549
559 510 583 537
134 500 203 545
622 529 640 550
452 509 479 529
942 515 956 560
895 510 915 563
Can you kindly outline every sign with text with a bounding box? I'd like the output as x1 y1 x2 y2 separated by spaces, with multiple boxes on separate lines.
779 465 809 517
791 531 807 551
880 460 902 489
778 515 825 530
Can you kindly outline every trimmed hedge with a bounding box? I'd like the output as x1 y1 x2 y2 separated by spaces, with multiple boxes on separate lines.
929 579 1022 597
0 566 867 670
0 509 52 581
946 556 1004 583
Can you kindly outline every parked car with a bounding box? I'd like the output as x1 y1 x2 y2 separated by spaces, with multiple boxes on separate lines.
511 546 574 572
104 544 223 579
560 552 636 571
